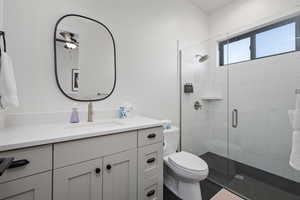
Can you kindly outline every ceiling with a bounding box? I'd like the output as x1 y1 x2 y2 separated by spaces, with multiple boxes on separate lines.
189 0 236 13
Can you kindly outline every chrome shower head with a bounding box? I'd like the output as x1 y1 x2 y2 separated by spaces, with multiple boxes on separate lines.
196 54 209 63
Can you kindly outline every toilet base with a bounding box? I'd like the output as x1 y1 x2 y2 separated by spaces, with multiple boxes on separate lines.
178 181 202 200
164 165 203 200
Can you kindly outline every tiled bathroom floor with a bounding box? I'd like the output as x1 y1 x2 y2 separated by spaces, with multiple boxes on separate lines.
200 152 300 200
163 172 299 200
163 179 223 200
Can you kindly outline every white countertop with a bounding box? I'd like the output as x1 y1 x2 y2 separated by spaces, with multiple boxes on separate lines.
0 116 164 152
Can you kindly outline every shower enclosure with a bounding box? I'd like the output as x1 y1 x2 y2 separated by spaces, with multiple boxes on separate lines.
180 6 300 200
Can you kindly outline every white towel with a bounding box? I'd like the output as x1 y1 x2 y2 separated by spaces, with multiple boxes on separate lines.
293 110 300 131
289 110 300 131
296 93 300 110
0 52 19 108
290 131 300 171
288 110 294 126
289 93 300 170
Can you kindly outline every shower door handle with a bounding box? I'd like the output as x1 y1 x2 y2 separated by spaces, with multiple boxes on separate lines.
232 109 238 128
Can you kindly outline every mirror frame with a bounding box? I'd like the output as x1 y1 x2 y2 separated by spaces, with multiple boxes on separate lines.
54 14 117 102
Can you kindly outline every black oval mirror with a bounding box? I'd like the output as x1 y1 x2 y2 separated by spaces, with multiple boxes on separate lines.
54 14 116 102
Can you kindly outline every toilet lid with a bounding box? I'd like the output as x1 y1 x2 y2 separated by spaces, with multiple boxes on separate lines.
168 151 208 172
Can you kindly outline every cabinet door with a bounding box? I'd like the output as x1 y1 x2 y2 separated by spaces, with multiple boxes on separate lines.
103 149 137 200
0 171 51 200
53 159 102 200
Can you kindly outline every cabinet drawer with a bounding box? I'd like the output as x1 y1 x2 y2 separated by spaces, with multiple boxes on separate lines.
138 127 163 147
142 177 163 200
54 131 137 169
0 145 52 183
0 171 52 200
138 143 163 180
138 143 163 200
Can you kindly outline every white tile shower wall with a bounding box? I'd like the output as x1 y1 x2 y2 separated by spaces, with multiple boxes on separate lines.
180 35 230 157
206 0 300 182
2 0 209 126
181 42 211 155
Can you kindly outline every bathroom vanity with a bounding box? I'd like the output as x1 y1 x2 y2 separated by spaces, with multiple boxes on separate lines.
0 117 164 200
0 13 163 200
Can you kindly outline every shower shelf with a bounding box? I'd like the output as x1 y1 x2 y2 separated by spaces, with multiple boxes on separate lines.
201 96 223 101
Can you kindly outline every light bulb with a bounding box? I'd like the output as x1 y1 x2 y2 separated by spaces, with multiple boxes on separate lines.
65 42 77 49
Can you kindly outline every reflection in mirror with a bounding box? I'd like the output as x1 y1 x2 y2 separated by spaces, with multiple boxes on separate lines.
54 14 116 101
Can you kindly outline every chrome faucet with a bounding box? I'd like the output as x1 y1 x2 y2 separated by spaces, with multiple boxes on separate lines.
88 102 93 122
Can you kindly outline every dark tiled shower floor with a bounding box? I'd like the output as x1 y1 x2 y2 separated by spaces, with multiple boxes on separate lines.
200 152 300 200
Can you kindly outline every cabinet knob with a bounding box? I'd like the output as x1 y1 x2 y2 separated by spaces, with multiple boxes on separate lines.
146 190 156 197
147 158 156 164
147 133 156 139
95 168 101 174
106 164 112 170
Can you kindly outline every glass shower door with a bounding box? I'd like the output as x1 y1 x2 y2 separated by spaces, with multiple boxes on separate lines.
227 27 300 199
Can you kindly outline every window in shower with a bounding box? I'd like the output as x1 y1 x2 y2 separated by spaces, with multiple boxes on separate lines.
219 15 300 66
256 23 296 58
222 37 251 65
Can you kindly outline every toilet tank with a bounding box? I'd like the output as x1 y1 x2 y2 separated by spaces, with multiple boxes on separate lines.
163 127 179 157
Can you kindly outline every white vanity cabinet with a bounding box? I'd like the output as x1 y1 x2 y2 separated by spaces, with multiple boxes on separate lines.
0 172 52 200
138 128 164 200
53 149 138 200
53 159 103 200
103 149 137 200
0 125 163 200
52 131 138 200
0 145 52 200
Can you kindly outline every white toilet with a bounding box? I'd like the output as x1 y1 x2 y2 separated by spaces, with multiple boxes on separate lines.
163 127 209 200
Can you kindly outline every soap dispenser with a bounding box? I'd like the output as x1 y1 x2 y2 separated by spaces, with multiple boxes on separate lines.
70 104 80 123
119 106 127 119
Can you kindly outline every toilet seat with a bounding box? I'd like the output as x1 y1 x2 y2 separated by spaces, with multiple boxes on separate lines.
169 151 208 172
166 151 209 180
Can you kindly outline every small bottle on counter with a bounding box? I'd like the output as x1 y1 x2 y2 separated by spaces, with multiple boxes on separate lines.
70 105 80 123
119 106 127 119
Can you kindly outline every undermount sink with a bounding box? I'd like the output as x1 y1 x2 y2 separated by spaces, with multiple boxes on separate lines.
65 121 124 129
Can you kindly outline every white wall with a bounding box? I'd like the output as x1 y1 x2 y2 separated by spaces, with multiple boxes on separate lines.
3 0 208 125
209 0 300 36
